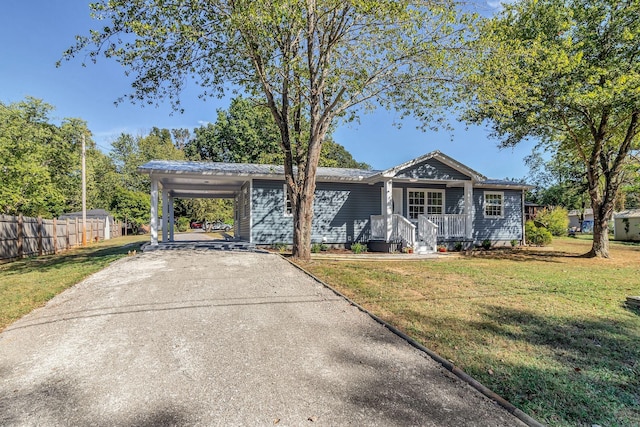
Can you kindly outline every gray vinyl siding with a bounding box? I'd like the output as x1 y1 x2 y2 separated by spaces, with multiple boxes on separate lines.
395 158 471 181
445 187 464 214
251 180 382 244
237 181 251 241
471 189 523 242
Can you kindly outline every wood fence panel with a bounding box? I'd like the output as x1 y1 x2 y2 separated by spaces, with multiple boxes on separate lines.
42 219 56 255
22 217 40 257
0 214 118 263
57 219 68 252
0 215 19 260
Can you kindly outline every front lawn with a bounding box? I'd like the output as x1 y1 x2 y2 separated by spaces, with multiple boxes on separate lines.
297 238 640 426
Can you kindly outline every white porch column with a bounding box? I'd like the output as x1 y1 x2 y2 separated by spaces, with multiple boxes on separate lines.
150 177 159 245
161 188 168 243
464 181 473 240
384 179 393 242
169 196 175 242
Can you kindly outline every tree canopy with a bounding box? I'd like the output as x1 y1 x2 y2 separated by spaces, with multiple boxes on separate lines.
64 0 470 259
0 98 111 217
464 0 640 258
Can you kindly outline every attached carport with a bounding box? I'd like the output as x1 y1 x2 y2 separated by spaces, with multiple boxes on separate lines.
138 160 249 245
138 161 294 246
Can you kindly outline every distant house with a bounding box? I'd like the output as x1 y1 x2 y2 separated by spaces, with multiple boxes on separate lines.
614 210 640 242
139 151 532 253
568 208 594 232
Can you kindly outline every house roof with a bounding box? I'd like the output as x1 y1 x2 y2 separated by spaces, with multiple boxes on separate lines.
139 160 379 181
374 150 486 181
568 209 594 217
614 209 640 219
138 151 531 199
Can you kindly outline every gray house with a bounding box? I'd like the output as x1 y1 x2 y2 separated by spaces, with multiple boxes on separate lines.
139 151 531 253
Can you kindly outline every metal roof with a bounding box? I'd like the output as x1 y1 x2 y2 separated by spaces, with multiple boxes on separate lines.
138 154 531 199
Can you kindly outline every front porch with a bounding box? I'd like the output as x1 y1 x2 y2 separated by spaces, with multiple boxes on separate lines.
370 214 468 253
370 178 473 253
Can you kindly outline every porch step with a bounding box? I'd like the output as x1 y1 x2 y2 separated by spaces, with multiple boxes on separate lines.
414 244 434 254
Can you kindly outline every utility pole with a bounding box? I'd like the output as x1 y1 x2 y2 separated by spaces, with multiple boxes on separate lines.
82 134 87 246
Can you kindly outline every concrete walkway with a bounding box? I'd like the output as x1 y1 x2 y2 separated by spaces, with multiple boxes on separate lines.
0 249 526 426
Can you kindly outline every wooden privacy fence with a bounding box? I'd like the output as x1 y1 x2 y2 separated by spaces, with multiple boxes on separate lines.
0 214 123 262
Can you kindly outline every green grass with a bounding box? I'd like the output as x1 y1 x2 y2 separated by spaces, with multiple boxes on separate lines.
298 238 640 426
0 235 147 331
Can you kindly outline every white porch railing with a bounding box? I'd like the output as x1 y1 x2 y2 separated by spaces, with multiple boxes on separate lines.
425 214 466 239
370 214 416 247
418 216 438 252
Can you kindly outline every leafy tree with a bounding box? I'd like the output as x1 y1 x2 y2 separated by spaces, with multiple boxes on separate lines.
110 188 150 234
464 0 640 258
186 96 369 168
110 127 185 193
64 0 469 260
524 148 589 210
0 98 63 216
535 206 570 237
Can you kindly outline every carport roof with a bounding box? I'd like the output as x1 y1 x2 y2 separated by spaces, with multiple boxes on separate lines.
138 160 379 199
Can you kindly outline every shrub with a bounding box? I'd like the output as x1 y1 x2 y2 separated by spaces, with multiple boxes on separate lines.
176 217 190 232
311 243 322 253
482 239 492 250
351 242 367 254
510 239 519 247
272 242 287 252
454 241 463 252
525 220 553 246
535 206 569 236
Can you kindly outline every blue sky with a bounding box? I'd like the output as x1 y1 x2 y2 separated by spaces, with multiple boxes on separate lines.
0 0 533 179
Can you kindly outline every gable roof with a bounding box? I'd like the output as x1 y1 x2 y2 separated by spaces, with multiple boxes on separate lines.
373 150 486 181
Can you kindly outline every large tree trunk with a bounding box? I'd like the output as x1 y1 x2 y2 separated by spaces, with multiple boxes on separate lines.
291 184 315 260
290 129 324 261
588 212 610 258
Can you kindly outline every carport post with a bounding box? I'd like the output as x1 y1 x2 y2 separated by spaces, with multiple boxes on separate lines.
150 177 159 245
162 188 168 243
169 196 175 241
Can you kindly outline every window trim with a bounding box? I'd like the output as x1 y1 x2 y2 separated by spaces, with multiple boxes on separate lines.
283 184 293 217
483 191 504 219
407 188 445 220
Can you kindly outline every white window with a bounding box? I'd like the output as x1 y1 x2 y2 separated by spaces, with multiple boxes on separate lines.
484 191 504 218
283 184 293 217
408 189 444 219
426 191 444 215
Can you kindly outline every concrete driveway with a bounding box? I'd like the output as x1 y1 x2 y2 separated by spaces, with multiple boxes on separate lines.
0 249 526 426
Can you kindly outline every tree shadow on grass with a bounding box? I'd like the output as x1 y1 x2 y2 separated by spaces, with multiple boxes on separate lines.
460 248 583 263
457 304 640 426
0 241 145 276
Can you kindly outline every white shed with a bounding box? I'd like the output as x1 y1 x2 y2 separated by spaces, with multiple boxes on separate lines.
614 209 640 241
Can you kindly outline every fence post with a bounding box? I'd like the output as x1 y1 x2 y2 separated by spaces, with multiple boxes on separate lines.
66 218 70 250
17 214 24 259
53 218 58 254
37 216 43 256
